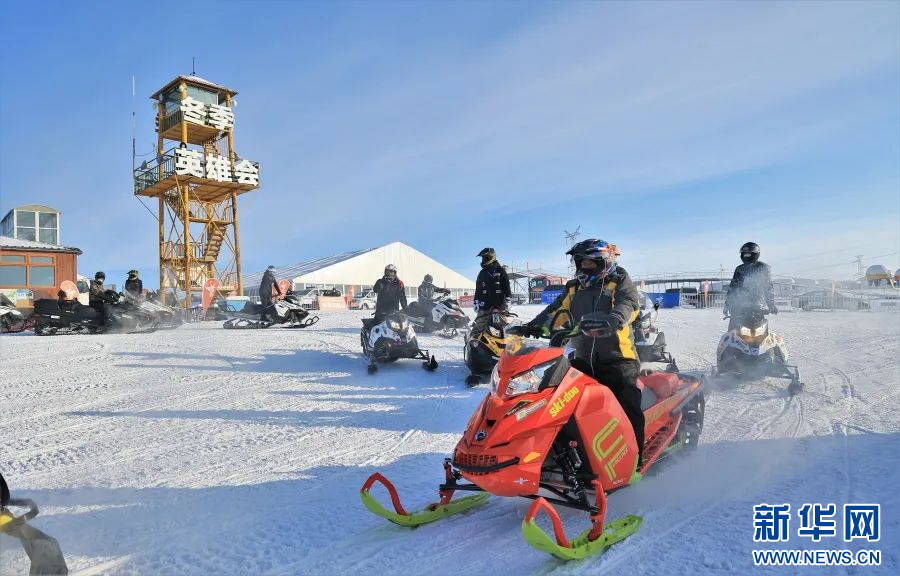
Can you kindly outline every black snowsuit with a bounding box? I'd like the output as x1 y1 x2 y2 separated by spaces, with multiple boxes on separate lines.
258 271 281 321
125 277 143 298
373 277 407 321
88 279 115 323
725 261 775 330
471 262 512 339
529 267 645 463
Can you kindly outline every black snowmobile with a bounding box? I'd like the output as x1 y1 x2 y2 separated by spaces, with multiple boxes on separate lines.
223 291 318 329
32 290 157 335
405 295 471 337
463 310 516 386
634 291 672 363
361 311 438 374
1 472 68 575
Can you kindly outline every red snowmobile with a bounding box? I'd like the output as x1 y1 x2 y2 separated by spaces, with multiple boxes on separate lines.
360 312 705 560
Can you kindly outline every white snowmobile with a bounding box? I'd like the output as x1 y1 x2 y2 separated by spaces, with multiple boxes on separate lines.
405 295 471 337
0 294 27 333
634 291 672 363
716 308 802 395
223 291 319 329
123 291 183 330
1 472 68 575
361 311 438 374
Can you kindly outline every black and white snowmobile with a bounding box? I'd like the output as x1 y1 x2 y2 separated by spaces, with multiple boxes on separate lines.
360 311 438 374
634 291 672 363
0 294 27 333
1 472 68 575
463 310 517 386
32 291 157 335
223 292 318 329
716 308 802 395
123 291 183 330
405 295 471 337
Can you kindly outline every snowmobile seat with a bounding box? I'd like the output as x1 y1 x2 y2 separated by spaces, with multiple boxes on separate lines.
638 371 678 400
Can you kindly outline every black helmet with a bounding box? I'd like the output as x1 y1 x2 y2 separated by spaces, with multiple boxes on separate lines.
740 242 760 264
95 271 106 281
477 247 496 268
566 239 617 287
424 274 433 283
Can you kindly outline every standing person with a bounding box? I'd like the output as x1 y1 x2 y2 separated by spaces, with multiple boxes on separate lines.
470 247 511 339
373 264 407 321
521 239 645 467
258 265 281 322
724 242 776 330
125 270 143 298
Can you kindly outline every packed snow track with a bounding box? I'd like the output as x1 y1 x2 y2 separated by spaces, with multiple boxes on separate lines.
1 308 897 575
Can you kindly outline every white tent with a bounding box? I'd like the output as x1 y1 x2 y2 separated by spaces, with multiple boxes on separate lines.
244 241 475 294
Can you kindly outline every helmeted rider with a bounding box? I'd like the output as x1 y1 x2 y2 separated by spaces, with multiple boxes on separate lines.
88 271 116 323
125 269 143 298
724 242 776 330
418 274 450 305
521 239 645 467
258 265 281 322
373 264 408 322
470 247 511 339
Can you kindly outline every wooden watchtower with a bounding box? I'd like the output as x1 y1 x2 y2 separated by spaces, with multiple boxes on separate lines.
133 74 260 310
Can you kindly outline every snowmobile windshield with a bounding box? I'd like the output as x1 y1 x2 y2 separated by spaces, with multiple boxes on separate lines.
504 335 551 357
0 294 15 307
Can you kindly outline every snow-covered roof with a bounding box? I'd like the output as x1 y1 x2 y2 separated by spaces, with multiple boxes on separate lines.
0 235 82 254
244 242 476 290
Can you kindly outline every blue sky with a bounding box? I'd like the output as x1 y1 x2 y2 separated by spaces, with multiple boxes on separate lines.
1 1 898 287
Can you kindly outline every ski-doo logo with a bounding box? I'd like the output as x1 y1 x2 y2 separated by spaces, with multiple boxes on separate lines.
550 386 580 418
475 430 487 441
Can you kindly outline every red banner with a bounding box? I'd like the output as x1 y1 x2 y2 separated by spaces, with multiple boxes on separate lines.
202 278 220 314
276 279 290 300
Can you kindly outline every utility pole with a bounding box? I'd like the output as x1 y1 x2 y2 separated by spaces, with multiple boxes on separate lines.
853 255 864 282
564 226 581 276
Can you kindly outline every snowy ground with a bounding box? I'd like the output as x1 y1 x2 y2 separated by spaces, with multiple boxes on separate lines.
1 307 898 575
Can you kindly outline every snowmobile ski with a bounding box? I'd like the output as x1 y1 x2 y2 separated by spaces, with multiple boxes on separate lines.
360 472 489 527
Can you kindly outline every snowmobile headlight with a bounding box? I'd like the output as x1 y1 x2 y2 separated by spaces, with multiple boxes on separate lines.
754 322 767 337
740 327 752 337
490 363 501 395
505 361 558 398
388 319 403 331
488 325 501 338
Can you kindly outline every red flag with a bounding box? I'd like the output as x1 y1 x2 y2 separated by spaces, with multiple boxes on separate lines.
276 279 290 300
202 278 220 314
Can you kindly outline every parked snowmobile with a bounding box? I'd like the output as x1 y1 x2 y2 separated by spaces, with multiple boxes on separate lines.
717 308 802 395
634 292 672 363
361 311 438 373
223 292 319 329
1 472 68 575
406 295 471 337
464 310 517 386
0 293 27 333
360 313 705 561
122 290 183 330
33 290 157 335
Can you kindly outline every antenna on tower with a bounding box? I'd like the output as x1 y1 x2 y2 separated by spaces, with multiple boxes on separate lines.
192 57 196 76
